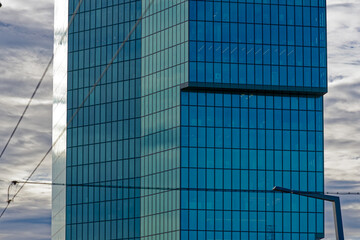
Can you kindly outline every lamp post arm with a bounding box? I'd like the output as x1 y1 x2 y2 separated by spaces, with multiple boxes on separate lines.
273 186 344 240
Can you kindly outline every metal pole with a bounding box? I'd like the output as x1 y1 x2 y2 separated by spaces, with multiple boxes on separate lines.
333 199 345 240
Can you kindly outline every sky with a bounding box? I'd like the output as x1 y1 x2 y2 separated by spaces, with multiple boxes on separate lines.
0 0 360 239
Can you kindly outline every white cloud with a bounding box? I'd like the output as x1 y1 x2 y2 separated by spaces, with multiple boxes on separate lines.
325 1 360 239
0 0 53 238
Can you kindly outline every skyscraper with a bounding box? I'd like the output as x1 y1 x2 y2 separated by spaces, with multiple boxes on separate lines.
53 1 327 239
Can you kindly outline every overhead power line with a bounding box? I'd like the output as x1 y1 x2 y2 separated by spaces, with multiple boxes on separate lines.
7 180 360 196
3 180 359 218
0 0 155 221
0 0 84 161
0 0 84 220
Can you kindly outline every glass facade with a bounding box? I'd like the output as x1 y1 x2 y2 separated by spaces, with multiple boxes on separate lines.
181 1 326 239
140 0 188 239
64 0 143 239
187 0 327 93
180 92 324 239
53 0 327 239
53 0 188 239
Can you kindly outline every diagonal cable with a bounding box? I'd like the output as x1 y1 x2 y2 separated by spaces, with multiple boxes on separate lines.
0 0 83 161
0 0 155 221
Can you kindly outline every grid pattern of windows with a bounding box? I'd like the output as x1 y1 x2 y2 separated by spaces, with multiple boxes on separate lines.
65 1 143 239
180 91 324 239
140 0 188 239
60 0 189 239
54 0 327 239
188 0 327 91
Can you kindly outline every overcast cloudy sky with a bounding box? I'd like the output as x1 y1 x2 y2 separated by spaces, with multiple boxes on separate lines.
0 0 360 239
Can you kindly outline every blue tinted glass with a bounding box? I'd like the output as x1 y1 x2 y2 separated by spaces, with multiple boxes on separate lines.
59 1 327 239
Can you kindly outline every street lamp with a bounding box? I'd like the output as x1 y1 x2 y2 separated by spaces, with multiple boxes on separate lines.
273 186 344 240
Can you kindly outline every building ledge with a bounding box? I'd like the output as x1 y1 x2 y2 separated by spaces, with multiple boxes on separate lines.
180 82 327 96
